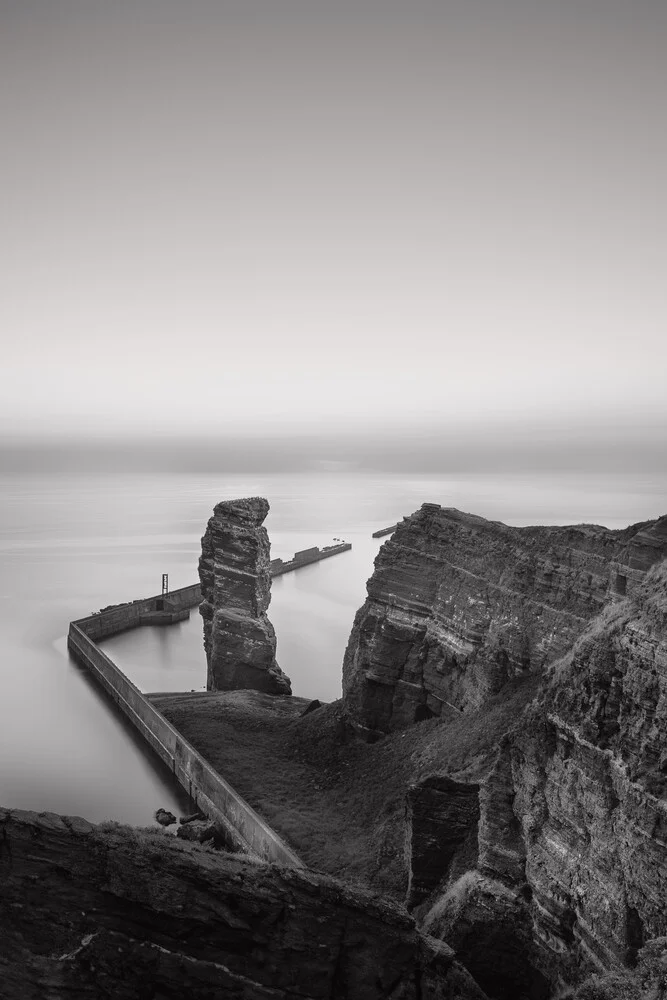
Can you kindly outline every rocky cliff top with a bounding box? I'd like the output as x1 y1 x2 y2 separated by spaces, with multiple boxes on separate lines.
211 495 270 526
343 504 667 738
0 806 487 1000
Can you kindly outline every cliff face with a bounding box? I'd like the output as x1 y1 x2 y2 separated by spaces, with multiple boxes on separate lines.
343 505 667 739
0 808 488 1000
388 515 667 996
433 561 667 993
509 559 667 982
199 497 291 695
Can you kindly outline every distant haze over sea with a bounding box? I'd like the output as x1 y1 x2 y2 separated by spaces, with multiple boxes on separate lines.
2 416 666 476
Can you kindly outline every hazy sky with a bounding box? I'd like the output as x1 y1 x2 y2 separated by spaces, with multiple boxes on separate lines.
1 1 666 467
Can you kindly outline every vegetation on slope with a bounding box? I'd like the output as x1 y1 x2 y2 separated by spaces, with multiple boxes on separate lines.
151 673 541 895
569 937 667 999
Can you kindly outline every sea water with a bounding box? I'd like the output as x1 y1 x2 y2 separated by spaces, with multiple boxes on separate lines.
0 469 664 826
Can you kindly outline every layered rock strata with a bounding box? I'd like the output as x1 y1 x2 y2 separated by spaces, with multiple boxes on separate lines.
404 533 667 996
0 807 488 1000
343 505 667 738
510 558 667 983
199 497 291 695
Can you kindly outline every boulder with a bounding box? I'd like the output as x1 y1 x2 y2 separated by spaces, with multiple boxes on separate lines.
154 808 176 827
176 819 216 843
0 808 488 999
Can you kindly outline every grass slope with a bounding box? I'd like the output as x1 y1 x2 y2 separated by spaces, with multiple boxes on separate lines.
151 676 540 895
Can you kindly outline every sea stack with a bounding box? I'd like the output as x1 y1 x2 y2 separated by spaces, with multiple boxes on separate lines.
199 497 291 695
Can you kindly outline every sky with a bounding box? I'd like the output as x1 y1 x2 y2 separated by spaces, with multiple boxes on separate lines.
1 1 666 471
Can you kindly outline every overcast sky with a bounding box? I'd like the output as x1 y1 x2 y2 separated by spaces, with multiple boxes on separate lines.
1 1 665 468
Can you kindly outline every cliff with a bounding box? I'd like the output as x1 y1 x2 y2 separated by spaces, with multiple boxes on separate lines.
343 505 667 739
415 559 667 995
348 508 667 996
0 807 487 1000
510 557 667 982
199 497 291 695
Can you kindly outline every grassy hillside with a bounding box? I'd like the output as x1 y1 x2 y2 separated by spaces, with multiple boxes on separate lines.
151 674 540 895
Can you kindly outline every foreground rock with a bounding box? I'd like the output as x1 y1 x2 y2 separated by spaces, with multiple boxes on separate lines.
175 817 216 842
343 505 667 738
154 807 176 826
199 497 291 695
0 808 487 1000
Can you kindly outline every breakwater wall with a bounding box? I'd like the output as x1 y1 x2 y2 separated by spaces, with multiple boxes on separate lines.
271 542 351 576
79 542 352 642
67 613 303 868
372 525 398 538
79 583 201 641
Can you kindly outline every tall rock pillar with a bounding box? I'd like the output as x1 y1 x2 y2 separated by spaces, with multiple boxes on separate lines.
199 497 291 695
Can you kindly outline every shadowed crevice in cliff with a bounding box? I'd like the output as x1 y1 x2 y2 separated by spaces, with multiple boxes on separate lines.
405 776 480 911
422 869 551 1000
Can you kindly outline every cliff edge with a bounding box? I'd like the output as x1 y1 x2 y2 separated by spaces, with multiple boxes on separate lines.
343 504 667 739
0 808 487 1000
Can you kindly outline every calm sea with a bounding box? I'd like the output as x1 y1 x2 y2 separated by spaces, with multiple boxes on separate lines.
1 470 665 827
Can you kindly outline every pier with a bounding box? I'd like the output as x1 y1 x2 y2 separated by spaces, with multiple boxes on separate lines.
84 542 353 633
67 582 303 867
270 541 351 576
372 524 398 538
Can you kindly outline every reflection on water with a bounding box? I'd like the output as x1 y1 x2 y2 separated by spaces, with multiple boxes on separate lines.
0 636 191 824
1 469 665 824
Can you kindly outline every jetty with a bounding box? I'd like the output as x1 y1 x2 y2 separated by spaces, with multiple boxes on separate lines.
372 524 398 538
65 535 352 860
67 580 302 867
270 542 351 576
85 542 352 630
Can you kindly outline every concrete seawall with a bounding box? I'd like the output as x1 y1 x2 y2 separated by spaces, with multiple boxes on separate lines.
271 542 351 576
76 583 201 641
372 525 398 538
78 540 352 640
67 587 303 868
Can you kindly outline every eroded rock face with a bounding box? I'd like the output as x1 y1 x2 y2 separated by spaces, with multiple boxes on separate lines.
343 505 667 738
411 554 667 996
423 870 550 1000
0 808 488 1000
510 559 667 983
199 497 291 695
